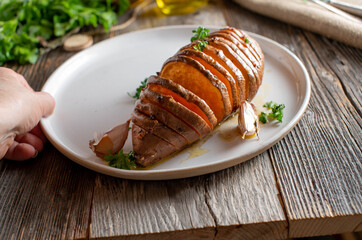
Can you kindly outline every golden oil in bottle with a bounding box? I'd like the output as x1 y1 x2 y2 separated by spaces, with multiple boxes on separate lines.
156 0 208 15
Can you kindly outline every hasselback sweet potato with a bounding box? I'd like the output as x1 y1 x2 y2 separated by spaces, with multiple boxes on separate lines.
132 109 188 149
129 27 264 167
147 75 217 128
160 55 232 122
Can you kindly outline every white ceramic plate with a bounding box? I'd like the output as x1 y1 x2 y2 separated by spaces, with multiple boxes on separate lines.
41 25 310 180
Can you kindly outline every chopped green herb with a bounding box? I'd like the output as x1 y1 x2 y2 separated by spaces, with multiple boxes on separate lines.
193 40 208 52
0 0 130 65
191 26 210 42
128 78 147 99
105 149 136 170
191 27 210 51
244 38 250 44
259 101 285 124
259 112 268 124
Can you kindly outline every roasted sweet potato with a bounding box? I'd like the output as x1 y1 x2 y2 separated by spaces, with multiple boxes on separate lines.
141 88 212 138
221 27 264 62
132 110 188 149
209 33 260 83
131 27 264 166
210 31 259 68
207 37 258 100
135 98 200 144
160 55 231 122
132 124 178 167
91 27 265 167
147 75 217 127
177 48 239 110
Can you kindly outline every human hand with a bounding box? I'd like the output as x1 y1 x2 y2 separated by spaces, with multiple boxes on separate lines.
0 67 55 161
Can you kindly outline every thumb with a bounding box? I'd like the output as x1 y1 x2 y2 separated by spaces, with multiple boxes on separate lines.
34 91 55 118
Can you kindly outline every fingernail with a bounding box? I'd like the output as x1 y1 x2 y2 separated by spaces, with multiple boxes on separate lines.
32 150 38 159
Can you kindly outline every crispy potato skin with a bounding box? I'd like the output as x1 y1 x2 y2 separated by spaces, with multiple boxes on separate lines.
131 27 264 167
132 125 178 167
161 55 231 122
132 110 188 149
135 98 200 144
147 75 217 127
142 88 212 137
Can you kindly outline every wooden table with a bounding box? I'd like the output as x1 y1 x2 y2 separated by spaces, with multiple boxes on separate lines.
1 0 361 239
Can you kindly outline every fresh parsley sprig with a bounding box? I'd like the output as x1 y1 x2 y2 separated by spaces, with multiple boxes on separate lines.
105 149 136 170
191 27 210 52
191 27 210 42
0 0 130 65
128 78 147 99
259 101 285 124
193 40 208 52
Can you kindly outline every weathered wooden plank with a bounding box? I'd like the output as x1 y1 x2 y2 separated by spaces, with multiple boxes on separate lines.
269 42 362 236
90 176 216 239
0 147 95 239
225 0 362 238
89 1 286 239
207 154 287 240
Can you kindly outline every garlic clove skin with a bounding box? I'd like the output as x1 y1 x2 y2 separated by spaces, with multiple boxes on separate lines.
238 100 259 139
89 119 131 158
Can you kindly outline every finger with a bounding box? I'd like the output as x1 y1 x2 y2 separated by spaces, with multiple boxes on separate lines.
5 141 37 161
15 132 44 152
30 124 48 143
0 67 33 91
0 136 14 160
16 72 33 91
34 91 55 118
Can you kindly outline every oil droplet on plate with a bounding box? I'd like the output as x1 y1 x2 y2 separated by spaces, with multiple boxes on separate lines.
215 114 239 142
181 136 211 163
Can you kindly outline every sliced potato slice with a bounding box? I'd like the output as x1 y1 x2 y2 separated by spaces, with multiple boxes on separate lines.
160 55 231 122
132 110 188 149
177 48 239 110
135 98 200 144
147 75 217 127
132 124 178 167
142 88 212 138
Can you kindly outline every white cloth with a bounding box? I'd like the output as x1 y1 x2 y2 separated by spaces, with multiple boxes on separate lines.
232 0 362 49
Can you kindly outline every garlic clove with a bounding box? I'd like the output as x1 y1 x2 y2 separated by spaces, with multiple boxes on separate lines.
238 100 259 139
89 119 131 158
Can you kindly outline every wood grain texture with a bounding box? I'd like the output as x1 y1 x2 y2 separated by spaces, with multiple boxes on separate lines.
0 147 95 239
225 0 362 237
207 154 287 240
90 176 215 239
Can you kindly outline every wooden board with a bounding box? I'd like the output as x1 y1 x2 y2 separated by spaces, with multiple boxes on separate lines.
208 154 287 240
0 148 95 239
224 0 362 237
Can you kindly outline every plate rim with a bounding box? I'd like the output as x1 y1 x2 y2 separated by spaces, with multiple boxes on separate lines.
41 25 311 180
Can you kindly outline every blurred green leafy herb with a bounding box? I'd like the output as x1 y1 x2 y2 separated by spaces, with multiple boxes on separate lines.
193 40 208 52
128 78 147 99
259 101 285 124
191 26 210 42
0 0 130 65
259 111 268 124
191 26 209 52
105 149 136 170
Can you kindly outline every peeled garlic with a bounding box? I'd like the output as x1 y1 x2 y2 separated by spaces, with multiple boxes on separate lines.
238 100 259 139
89 119 131 158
